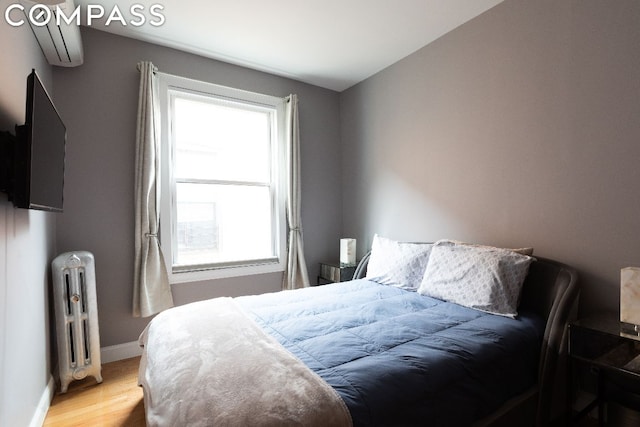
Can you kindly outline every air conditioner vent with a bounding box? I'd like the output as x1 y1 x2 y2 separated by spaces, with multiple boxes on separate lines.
23 0 84 67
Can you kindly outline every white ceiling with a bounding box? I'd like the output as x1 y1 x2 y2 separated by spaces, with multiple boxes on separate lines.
75 0 504 92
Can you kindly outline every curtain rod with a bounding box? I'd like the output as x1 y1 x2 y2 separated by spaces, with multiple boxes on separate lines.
136 61 291 102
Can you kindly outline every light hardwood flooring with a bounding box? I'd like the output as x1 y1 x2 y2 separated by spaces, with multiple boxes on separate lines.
44 356 145 427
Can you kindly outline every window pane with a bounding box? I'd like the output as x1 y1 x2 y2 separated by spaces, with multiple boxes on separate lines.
175 182 274 267
173 97 271 183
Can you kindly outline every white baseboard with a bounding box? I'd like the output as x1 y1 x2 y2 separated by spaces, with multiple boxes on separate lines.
101 341 143 364
30 375 55 427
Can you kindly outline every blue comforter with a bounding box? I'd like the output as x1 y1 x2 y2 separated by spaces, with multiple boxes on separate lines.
236 279 544 426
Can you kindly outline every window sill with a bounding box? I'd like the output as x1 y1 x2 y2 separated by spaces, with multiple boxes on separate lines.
168 260 284 284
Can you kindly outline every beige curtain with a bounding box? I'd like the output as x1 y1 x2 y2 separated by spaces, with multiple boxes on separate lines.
133 61 174 317
282 94 310 290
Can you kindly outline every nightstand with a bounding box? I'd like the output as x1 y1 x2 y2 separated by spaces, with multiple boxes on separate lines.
568 315 640 425
317 261 356 285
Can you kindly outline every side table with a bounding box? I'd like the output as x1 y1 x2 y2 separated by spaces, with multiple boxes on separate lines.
317 261 356 285
568 315 640 425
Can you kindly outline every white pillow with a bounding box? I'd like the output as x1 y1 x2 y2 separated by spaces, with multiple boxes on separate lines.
365 234 433 291
436 239 534 256
417 242 534 317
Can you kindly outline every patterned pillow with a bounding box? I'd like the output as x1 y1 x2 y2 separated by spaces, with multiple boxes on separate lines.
417 243 534 317
436 239 534 256
365 234 433 291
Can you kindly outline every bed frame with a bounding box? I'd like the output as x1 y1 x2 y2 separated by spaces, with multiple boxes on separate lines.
352 251 580 427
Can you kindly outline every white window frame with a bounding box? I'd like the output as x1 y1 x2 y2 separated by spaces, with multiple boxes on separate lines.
158 73 287 283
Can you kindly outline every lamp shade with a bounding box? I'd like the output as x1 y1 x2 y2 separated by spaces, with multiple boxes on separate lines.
340 238 356 266
621 267 640 328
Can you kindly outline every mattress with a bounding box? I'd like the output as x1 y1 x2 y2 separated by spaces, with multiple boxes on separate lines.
236 279 545 426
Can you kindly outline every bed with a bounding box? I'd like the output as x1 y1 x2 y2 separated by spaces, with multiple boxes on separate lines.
138 238 579 426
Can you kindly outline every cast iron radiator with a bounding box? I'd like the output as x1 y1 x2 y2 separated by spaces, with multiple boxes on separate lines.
52 251 103 392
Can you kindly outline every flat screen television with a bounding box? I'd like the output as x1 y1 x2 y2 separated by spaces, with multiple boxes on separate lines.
10 69 66 212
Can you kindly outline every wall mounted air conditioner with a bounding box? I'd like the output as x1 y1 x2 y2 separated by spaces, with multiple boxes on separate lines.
22 0 84 67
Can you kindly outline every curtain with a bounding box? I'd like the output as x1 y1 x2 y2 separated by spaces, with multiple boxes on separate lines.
133 61 174 317
282 94 310 290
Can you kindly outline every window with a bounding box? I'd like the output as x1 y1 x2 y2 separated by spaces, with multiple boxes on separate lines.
158 74 286 283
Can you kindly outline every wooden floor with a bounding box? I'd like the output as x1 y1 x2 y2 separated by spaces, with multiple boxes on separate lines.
44 357 145 427
42 356 602 427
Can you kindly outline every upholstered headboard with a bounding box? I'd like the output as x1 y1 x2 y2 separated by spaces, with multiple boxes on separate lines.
520 256 580 425
352 251 579 426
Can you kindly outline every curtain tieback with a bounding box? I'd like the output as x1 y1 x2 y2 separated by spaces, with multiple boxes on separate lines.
145 233 158 238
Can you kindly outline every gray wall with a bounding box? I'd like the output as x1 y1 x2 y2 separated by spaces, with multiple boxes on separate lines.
53 27 343 347
0 3 56 424
340 0 640 316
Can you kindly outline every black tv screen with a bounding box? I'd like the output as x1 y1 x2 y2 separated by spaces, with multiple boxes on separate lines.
13 70 66 212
